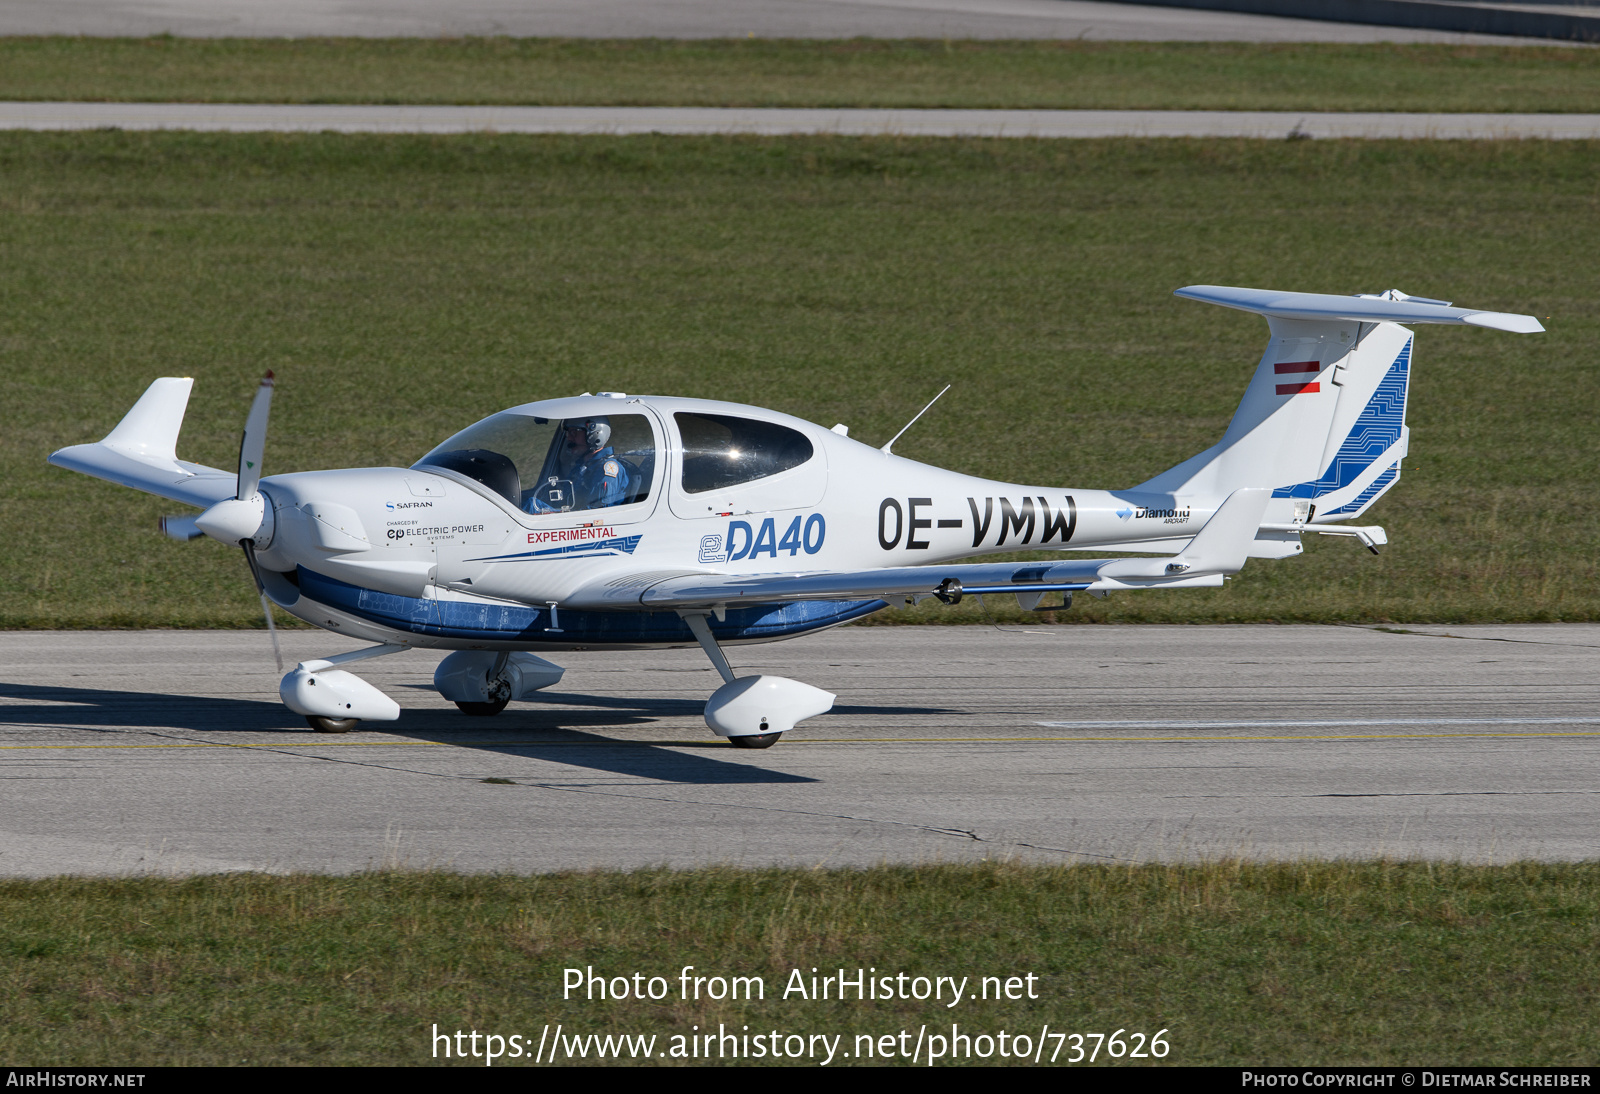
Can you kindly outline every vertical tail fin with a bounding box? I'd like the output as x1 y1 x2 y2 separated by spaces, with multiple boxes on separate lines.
1139 287 1542 526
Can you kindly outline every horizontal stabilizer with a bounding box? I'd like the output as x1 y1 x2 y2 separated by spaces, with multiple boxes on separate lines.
1175 285 1544 333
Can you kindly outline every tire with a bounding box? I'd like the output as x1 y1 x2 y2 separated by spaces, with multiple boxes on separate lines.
306 715 359 733
729 732 783 750
456 698 510 716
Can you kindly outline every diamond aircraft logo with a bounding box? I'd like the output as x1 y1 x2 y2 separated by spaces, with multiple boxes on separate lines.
1116 507 1134 521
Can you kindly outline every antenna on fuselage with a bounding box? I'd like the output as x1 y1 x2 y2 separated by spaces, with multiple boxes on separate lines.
881 384 951 455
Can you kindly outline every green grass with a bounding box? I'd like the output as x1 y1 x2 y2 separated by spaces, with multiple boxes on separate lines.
2 37 1600 112
1 133 1594 628
2 863 1597 1066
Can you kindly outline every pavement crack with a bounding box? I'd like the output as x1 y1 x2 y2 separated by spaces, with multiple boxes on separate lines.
173 733 1123 860
1359 625 1600 650
510 781 1129 860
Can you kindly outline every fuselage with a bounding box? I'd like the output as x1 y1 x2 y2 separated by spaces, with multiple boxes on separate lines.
248 394 1218 652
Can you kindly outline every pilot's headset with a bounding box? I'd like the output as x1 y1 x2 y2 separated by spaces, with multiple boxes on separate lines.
582 416 611 452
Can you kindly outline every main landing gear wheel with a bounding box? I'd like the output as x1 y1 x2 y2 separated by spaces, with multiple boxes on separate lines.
456 698 510 716
306 715 359 733
729 732 783 750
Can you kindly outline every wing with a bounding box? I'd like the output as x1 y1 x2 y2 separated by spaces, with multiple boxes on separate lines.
48 377 238 509
574 489 1271 610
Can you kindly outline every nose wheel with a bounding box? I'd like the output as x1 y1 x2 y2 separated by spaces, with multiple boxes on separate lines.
306 715 359 733
729 732 783 749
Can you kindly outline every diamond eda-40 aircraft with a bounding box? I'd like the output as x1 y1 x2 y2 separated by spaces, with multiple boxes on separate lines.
50 286 1543 747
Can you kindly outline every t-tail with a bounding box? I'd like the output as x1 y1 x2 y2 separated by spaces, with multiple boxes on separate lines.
1136 286 1542 554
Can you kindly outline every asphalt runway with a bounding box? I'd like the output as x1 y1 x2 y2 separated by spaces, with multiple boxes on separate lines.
2 624 1598 875
0 0 1541 43
8 103 1600 139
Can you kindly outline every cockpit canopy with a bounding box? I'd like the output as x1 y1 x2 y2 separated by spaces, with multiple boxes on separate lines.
415 411 656 513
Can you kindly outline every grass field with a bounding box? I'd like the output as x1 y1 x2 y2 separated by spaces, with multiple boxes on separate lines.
3 862 1596 1066
2 44 1596 1072
2 133 1594 628
0 37 1599 113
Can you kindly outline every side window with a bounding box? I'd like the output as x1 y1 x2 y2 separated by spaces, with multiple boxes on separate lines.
676 413 814 494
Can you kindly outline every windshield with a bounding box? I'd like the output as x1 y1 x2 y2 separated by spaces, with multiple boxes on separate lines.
415 411 656 513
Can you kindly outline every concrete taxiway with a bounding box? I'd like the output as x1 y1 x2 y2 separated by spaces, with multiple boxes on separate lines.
2 624 1597 875
7 103 1600 139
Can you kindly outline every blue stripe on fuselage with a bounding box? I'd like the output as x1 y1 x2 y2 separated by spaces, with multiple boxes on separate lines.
295 567 886 645
469 535 643 563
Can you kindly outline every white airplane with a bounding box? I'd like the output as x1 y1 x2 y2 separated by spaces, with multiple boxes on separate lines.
50 286 1542 747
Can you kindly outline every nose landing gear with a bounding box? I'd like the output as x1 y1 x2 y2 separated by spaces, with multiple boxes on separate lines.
434 650 565 715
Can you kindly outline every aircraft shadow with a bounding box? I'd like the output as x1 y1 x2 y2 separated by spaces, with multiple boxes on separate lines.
402 687 960 720
0 680 299 732
383 722 815 784
397 685 705 720
0 681 813 785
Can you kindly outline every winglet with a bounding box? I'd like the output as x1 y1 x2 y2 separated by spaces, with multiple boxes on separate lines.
50 377 237 509
1096 487 1271 582
1173 488 1271 574
102 377 194 461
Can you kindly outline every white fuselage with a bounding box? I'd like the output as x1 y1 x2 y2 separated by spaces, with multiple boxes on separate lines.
248 394 1217 652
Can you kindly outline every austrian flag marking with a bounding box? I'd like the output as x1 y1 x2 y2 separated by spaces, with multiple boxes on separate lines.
1274 360 1321 396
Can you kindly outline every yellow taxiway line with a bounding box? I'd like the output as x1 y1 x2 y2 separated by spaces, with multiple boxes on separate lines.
2 729 1600 751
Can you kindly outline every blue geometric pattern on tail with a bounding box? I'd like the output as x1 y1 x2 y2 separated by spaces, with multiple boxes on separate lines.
1272 339 1411 500
1323 462 1399 516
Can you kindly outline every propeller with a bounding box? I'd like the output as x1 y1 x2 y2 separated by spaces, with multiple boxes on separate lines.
184 372 284 671
237 370 273 503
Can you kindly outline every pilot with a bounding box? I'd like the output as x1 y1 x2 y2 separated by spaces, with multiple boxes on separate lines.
531 416 630 512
